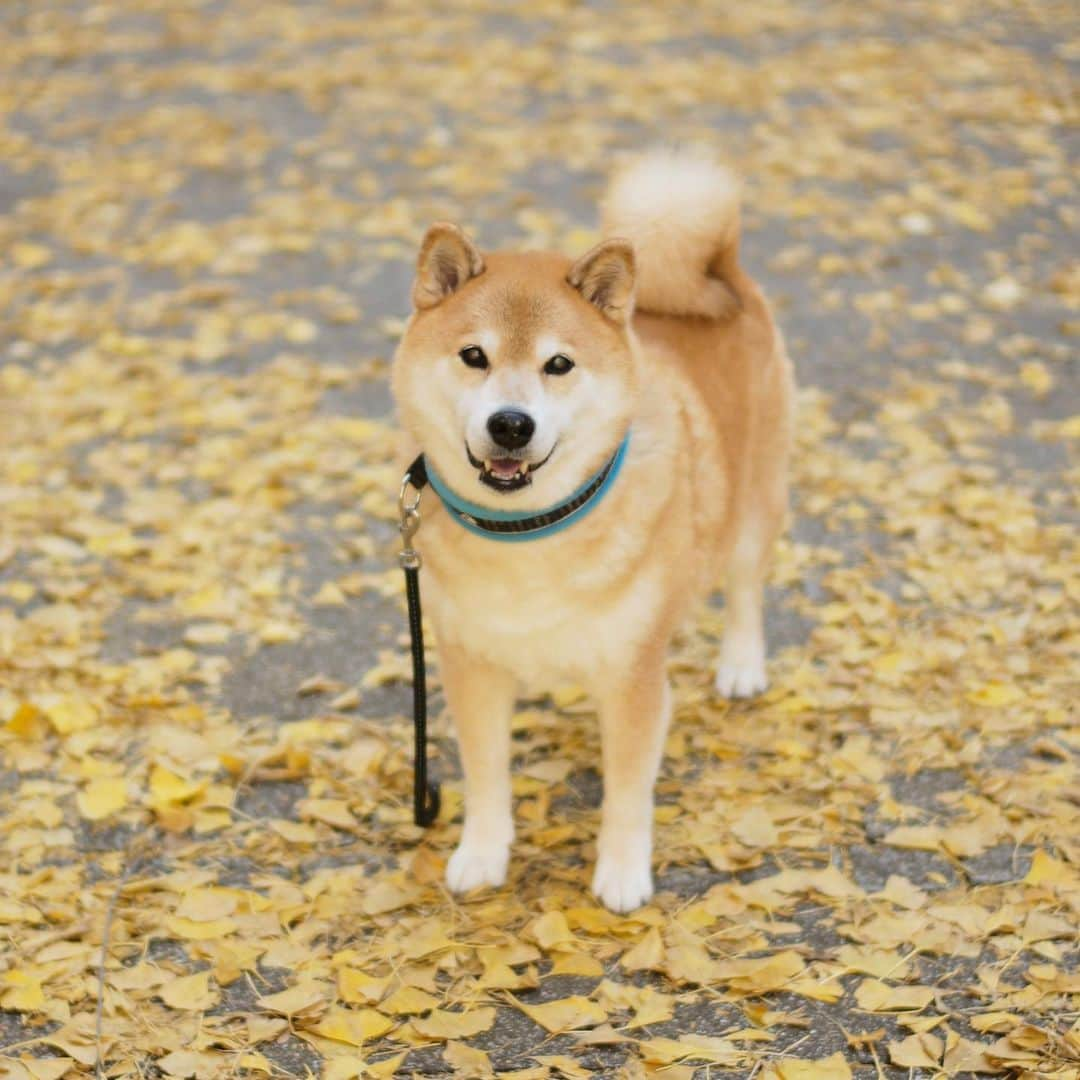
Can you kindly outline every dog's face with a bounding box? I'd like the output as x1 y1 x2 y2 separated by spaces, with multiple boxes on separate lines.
393 224 639 508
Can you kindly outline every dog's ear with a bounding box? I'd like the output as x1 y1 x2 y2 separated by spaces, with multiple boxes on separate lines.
413 223 485 310
567 239 636 324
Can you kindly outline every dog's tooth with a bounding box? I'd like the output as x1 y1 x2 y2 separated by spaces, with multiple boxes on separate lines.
484 459 493 472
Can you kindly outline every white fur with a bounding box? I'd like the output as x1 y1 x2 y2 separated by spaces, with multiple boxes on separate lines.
534 334 570 361
426 481 664 689
602 147 741 319
421 328 622 515
592 676 670 912
715 521 768 698
593 827 653 912
443 661 516 897
447 820 512 893
475 329 501 356
715 634 767 698
460 364 598 485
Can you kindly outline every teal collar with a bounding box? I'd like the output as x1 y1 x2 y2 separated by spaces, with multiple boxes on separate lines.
421 435 630 542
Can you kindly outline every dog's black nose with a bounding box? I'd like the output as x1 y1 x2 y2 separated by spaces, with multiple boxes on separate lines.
487 409 535 450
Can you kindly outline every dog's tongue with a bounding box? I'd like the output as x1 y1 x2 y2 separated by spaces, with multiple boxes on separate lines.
489 458 521 479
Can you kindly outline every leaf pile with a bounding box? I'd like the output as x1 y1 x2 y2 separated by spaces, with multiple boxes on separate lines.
0 1 1077 1078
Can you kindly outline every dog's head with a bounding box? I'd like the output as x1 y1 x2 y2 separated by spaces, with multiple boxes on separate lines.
392 223 639 508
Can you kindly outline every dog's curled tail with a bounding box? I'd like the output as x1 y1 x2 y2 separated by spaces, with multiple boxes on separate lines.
601 148 742 321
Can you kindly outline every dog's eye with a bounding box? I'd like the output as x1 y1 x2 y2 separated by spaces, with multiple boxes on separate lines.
459 345 488 370
544 354 575 376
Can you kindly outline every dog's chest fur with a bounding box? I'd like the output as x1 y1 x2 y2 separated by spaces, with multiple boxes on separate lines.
423 524 664 686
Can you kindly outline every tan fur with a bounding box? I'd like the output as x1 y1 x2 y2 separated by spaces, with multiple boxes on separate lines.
392 149 794 911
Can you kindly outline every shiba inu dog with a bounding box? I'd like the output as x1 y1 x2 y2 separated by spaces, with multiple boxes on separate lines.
392 149 794 912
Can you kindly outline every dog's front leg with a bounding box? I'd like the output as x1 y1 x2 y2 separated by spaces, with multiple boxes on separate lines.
440 642 517 895
592 649 671 913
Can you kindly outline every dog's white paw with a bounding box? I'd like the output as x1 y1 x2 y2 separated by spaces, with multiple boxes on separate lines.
446 840 509 895
716 619 767 699
592 834 653 914
714 657 768 699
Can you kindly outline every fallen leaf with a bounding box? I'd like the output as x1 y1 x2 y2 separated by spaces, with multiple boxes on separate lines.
309 1006 395 1046
412 1008 497 1040
514 996 607 1034
888 1032 943 1069
855 979 935 1013
775 1054 853 1079
160 970 218 1011
76 778 128 820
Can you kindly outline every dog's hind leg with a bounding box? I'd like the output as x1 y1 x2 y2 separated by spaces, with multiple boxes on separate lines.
592 648 671 913
716 334 793 699
715 518 771 699
441 644 517 894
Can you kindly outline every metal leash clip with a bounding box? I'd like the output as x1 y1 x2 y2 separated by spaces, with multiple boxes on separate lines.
398 471 423 569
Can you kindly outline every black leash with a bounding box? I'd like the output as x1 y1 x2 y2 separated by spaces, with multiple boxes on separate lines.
399 455 440 827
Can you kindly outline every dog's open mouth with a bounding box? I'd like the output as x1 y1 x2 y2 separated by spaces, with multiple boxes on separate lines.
466 443 555 492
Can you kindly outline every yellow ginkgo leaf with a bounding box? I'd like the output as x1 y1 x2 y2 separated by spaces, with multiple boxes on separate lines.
160 970 218 1012
528 910 575 949
257 981 329 1018
379 986 439 1015
76 777 127 820
411 1008 497 1041
514 996 606 1034
42 695 97 734
149 766 206 808
309 1006 395 1046
854 979 935 1013
165 915 237 940
776 1055 853 1079
1 971 47 1012
966 681 1024 707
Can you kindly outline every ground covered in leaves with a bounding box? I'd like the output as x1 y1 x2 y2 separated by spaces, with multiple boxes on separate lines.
1 1 1078 1078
